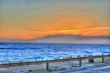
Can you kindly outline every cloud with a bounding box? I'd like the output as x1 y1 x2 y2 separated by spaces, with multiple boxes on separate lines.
82 26 110 36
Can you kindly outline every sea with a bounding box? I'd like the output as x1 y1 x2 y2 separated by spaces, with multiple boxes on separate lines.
0 42 110 64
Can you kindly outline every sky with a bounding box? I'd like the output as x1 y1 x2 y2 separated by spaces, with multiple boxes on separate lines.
0 0 110 40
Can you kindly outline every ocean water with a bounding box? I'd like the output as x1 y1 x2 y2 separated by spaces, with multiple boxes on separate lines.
0 42 110 64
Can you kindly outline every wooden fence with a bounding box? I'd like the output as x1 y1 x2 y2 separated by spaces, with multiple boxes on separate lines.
0 54 110 71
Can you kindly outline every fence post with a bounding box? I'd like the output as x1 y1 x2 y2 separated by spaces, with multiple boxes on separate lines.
46 62 49 71
78 56 82 67
102 54 104 63
88 55 94 63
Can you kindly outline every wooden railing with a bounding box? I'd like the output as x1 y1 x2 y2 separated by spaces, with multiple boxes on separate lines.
0 54 110 71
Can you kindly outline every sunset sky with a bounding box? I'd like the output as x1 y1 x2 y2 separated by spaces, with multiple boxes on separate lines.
0 0 110 40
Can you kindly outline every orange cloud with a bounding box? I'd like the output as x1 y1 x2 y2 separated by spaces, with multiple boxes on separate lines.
82 27 110 36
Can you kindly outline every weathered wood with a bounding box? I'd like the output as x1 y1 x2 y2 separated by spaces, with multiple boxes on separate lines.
88 56 94 63
102 54 104 63
0 55 110 68
78 56 82 67
46 62 49 71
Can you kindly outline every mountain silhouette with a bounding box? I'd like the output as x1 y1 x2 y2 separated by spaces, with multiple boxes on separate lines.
29 34 110 44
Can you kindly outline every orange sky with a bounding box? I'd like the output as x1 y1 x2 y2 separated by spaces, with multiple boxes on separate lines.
0 0 110 40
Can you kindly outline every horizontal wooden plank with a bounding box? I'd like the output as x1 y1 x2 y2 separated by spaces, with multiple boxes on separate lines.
0 54 110 68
